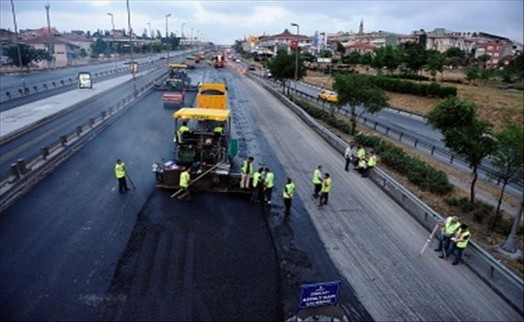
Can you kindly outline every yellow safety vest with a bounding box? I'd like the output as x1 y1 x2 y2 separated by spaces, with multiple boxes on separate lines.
180 171 190 188
252 172 262 187
312 169 322 184
115 163 126 178
214 126 224 134
357 148 365 159
443 217 461 236
358 159 367 169
456 230 471 248
265 172 274 188
321 177 332 193
177 125 190 142
283 182 295 199
241 160 253 175
367 155 377 167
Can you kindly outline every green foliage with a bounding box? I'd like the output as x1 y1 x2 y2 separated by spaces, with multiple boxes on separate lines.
336 42 346 54
360 52 373 66
445 196 493 224
400 41 428 74
374 45 402 74
295 100 352 135
445 47 466 59
426 50 446 78
268 50 306 85
479 68 496 83
347 51 361 65
386 74 429 81
355 133 453 194
464 67 479 83
6 44 51 68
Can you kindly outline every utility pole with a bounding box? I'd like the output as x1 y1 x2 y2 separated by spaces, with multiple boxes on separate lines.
45 2 53 68
126 0 137 95
291 23 300 99
165 13 171 65
9 0 22 70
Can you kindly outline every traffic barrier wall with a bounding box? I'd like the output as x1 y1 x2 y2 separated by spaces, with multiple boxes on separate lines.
249 73 524 316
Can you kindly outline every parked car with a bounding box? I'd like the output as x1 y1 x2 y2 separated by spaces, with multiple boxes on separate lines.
248 64 257 71
318 89 338 103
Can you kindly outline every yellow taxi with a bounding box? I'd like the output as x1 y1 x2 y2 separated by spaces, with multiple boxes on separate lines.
318 89 338 103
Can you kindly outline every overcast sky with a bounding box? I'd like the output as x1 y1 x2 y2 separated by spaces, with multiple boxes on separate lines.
1 0 522 44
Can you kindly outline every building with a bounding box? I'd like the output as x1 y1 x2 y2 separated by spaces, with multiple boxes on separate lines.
255 29 313 55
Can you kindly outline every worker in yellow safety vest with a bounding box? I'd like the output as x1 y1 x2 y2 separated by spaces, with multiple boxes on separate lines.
363 151 377 178
440 224 471 265
115 159 130 193
251 167 264 203
434 216 461 253
312 165 323 199
175 121 191 144
178 167 191 201
318 173 332 208
240 156 254 189
356 145 366 169
283 177 296 216
264 167 275 205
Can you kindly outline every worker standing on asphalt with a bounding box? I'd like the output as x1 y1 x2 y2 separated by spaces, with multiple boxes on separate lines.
176 121 191 144
240 156 254 189
318 173 332 208
344 143 354 172
264 167 275 205
115 159 130 193
178 167 191 201
312 165 323 199
440 224 471 265
357 155 367 176
283 177 296 217
363 151 377 177
251 167 264 203
434 216 461 254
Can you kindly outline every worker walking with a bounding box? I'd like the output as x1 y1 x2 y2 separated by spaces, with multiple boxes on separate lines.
264 167 275 205
176 121 191 144
363 151 377 177
283 177 296 217
344 143 354 172
440 224 471 265
240 156 254 189
115 159 130 193
435 216 461 253
312 165 323 198
318 173 332 208
178 167 191 201
251 167 264 203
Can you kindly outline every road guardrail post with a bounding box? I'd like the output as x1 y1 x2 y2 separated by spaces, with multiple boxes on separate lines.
40 146 50 160
76 126 82 136
60 135 68 146
89 118 95 127
10 163 19 178
17 159 28 175
101 111 106 119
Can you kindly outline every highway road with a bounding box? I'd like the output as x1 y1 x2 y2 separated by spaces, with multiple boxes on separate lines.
0 61 521 321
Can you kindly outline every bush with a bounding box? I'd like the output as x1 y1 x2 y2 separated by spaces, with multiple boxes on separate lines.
386 74 430 81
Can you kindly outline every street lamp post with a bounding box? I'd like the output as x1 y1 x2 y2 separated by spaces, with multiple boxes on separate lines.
45 3 53 68
9 0 22 70
126 0 137 95
181 22 185 38
107 12 115 31
166 13 171 64
291 23 299 99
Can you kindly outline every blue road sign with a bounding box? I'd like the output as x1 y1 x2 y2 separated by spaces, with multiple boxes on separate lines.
299 280 341 309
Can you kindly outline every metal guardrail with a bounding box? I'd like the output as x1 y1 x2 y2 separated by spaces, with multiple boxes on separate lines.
270 77 524 190
0 72 165 213
249 72 524 316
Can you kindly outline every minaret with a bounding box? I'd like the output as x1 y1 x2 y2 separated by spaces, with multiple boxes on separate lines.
358 18 364 34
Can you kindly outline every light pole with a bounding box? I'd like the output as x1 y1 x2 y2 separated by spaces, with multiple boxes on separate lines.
45 2 53 68
190 27 194 46
9 0 22 70
147 22 151 38
165 13 171 64
107 12 115 31
126 0 137 95
291 23 299 99
181 22 185 38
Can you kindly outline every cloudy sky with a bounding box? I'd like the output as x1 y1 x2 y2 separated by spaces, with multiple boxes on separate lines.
1 0 522 44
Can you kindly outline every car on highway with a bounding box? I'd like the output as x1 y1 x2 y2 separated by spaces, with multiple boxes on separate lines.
318 89 338 103
248 64 257 71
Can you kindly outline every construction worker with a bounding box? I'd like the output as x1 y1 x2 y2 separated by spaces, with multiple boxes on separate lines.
251 167 264 203
178 167 191 201
264 167 275 205
356 145 366 169
344 143 354 172
318 173 332 208
240 156 254 189
435 216 461 254
283 177 296 216
440 224 471 265
363 151 377 177
312 165 323 198
176 121 191 144
357 156 367 176
114 159 130 193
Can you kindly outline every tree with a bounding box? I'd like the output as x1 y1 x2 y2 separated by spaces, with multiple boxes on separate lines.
336 42 346 55
489 124 524 216
477 54 491 70
359 52 373 66
479 68 495 84
90 38 109 57
6 44 51 68
347 51 361 66
319 50 332 58
426 50 446 80
464 67 479 84
445 47 465 59
401 41 427 75
333 73 389 135
427 97 497 203
268 49 306 95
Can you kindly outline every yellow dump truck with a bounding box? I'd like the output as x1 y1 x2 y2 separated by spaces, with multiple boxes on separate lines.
195 83 228 110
